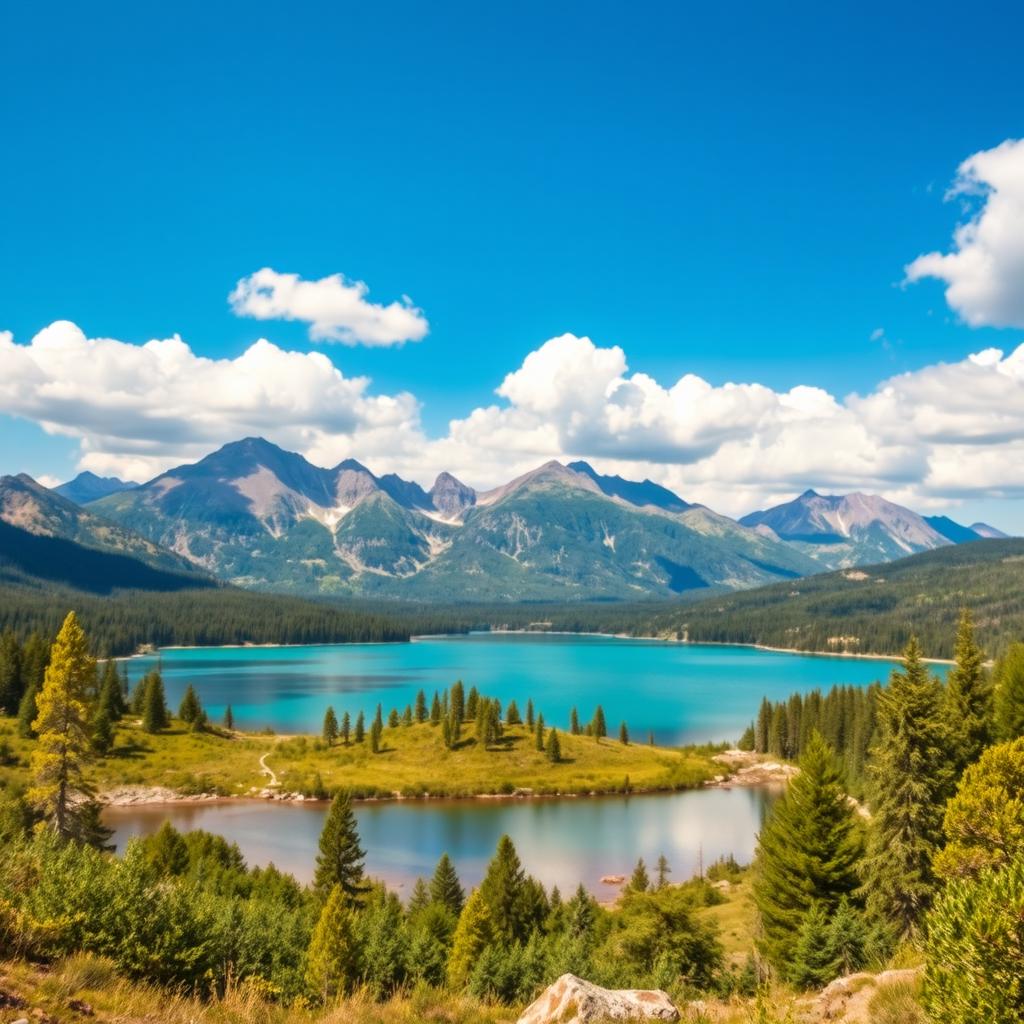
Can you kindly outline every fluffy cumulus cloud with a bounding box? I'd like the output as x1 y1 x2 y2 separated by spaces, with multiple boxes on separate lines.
229 267 429 346
905 138 1024 328
3 323 1024 520
0 321 424 482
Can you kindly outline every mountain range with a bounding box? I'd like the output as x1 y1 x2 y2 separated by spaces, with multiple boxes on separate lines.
1 438 1007 601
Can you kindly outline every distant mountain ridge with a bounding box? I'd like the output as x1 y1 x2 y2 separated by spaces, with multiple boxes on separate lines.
87 438 819 598
55 471 138 505
739 489 993 570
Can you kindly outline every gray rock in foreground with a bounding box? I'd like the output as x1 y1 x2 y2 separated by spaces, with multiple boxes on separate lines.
516 974 679 1024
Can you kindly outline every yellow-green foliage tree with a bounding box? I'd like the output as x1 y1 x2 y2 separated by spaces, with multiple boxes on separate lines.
305 884 360 1001
933 738 1024 881
27 611 97 839
446 887 495 989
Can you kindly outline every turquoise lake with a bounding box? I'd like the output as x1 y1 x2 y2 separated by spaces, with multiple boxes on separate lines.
129 632 908 744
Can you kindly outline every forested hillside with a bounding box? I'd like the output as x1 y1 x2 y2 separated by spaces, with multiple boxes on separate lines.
649 538 1024 659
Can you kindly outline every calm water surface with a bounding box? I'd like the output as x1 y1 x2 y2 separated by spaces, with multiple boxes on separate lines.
129 633 906 744
104 786 777 893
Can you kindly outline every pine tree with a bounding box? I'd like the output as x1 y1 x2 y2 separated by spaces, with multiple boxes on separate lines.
223 704 234 730
141 671 169 733
374 703 383 730
862 637 954 938
314 791 368 906
430 691 441 725
0 631 24 716
322 706 339 746
994 643 1024 740
570 707 580 735
340 710 350 744
442 716 452 749
306 885 360 1000
388 707 400 728
535 713 545 752
546 726 561 763
415 688 428 723
447 887 495 988
479 835 534 944
753 731 862 972
789 902 840 989
592 705 607 741
91 703 113 755
408 877 431 915
506 699 521 725
354 710 366 743
178 684 201 725
619 721 629 745
450 681 465 722
755 697 772 753
526 698 535 728
98 660 124 721
466 686 479 720
430 852 465 915
17 679 39 739
656 854 671 889
402 704 412 726
370 717 382 753
627 857 650 893
944 610 993 773
27 612 98 840
826 896 870 976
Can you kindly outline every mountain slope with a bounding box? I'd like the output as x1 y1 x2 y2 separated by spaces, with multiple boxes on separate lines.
0 474 206 578
55 471 139 505
648 538 1024 659
740 489 952 568
90 441 819 599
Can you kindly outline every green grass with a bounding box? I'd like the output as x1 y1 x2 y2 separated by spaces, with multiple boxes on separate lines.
0 715 718 801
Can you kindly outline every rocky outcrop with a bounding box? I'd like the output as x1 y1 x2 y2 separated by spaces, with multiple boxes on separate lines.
798 967 922 1023
516 974 679 1024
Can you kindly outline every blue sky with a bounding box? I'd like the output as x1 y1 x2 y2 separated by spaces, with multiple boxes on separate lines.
2 1 1024 528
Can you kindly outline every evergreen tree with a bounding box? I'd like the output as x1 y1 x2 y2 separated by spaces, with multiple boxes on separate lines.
450 681 465 722
178 684 201 725
442 716 452 749
430 691 441 725
0 630 23 716
506 699 521 725
340 710 350 744
535 713 545 752
944 610 993 773
27 611 98 840
388 707 400 728
91 703 114 755
570 707 580 735
789 902 840 989
141 671 169 733
466 686 479 720
628 857 650 893
314 791 368 906
738 724 756 751
223 704 234 730
994 643 1024 740
447 887 495 989
374 703 383 730
755 697 772 753
656 854 671 889
862 637 954 938
322 706 339 746
753 732 862 972
402 703 412 726
619 721 629 745
17 679 39 739
370 716 382 753
98 660 124 722
479 835 535 944
408 877 431 915
306 885 360 1001
430 852 465 916
826 896 870 976
354 710 366 743
144 820 190 876
414 688 427 723
526 698 535 728
546 726 561 763
592 705 607 741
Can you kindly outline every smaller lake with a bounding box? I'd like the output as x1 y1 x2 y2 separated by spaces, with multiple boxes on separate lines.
105 786 777 895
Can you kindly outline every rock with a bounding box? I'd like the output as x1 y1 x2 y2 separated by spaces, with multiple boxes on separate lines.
799 967 921 1023
600 874 626 885
67 998 93 1015
516 973 679 1024
11 1018 30 1024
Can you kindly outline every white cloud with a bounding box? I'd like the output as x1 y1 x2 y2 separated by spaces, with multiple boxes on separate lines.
0 321 425 482
3 323 1024 527
905 138 1024 328
229 267 429 347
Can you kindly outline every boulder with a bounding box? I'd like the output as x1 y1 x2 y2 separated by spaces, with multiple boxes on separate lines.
516 974 679 1024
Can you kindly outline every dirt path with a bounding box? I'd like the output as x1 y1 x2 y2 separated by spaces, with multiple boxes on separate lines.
259 751 279 788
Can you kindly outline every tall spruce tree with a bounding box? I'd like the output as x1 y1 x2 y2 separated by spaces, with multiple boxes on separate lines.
340 710 350 744
619 721 629 745
753 731 862 973
27 611 98 840
944 610 993 774
223 704 234 730
479 834 534 944
178 684 201 725
0 631 24 716
314 791 368 906
306 885 360 1000
546 726 561 763
447 887 495 989
98 660 124 721
450 681 465 722
354 710 365 743
570 707 580 735
414 688 427 723
862 637 954 938
322 706 339 746
656 854 671 889
627 857 650 893
430 852 465 915
592 705 607 741
994 643 1024 741
141 671 169 733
